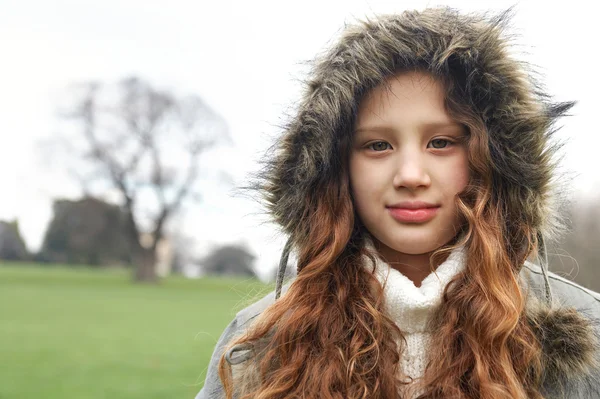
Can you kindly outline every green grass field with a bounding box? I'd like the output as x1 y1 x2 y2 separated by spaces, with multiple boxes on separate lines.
0 263 272 399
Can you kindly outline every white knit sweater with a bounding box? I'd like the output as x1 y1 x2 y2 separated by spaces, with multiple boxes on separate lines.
369 245 466 383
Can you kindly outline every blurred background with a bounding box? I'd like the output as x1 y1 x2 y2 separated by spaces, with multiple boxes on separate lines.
1 0 598 398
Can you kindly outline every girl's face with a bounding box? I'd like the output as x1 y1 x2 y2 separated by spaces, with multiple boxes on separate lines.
349 71 469 259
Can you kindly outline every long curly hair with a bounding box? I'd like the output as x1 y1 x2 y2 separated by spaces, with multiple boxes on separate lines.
217 65 546 398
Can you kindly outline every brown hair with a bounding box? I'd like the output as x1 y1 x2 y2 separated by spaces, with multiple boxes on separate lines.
217 68 545 398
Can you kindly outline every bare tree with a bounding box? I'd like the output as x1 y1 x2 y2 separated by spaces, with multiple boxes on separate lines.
55 77 228 282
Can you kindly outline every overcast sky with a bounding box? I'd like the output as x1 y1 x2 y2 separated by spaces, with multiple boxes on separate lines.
1 0 597 279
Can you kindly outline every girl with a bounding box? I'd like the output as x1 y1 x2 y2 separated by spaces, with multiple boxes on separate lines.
197 7 600 399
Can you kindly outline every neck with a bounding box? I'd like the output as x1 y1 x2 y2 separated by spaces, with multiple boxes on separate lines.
373 241 450 287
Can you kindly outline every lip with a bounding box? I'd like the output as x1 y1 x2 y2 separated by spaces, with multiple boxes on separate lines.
387 201 439 210
386 202 440 223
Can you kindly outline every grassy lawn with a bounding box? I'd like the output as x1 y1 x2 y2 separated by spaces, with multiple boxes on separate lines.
0 263 272 399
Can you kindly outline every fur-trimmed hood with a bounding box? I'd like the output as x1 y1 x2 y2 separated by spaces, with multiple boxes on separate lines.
241 6 600 397
258 7 570 249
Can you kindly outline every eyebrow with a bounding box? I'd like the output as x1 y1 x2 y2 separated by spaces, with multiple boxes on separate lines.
354 121 464 134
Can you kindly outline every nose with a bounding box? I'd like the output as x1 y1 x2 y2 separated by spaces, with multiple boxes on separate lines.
392 151 431 190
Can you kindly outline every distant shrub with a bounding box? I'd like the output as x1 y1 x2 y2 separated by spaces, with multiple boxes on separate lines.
0 220 28 260
38 196 132 267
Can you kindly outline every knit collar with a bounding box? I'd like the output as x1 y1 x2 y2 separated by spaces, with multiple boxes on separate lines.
366 243 466 333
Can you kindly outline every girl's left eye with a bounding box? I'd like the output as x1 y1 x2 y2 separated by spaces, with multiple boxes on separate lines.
428 139 451 149
368 141 391 151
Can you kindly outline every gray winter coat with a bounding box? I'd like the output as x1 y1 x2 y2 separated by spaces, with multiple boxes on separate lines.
196 6 600 398
197 263 600 398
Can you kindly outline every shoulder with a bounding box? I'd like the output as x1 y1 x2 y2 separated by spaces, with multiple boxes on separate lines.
195 286 283 399
214 287 281 358
234 288 280 327
218 282 292 350
521 261 600 312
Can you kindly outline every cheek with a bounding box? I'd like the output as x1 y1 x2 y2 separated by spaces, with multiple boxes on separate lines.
350 174 370 207
349 158 381 211
349 156 365 195
350 161 381 193
447 153 470 193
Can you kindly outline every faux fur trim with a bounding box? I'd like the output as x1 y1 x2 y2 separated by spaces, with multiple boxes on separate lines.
254 6 573 249
526 296 600 397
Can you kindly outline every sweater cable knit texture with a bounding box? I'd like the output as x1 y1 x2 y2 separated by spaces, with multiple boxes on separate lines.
370 246 466 381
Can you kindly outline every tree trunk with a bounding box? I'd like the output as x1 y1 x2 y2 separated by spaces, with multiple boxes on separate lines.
133 247 158 283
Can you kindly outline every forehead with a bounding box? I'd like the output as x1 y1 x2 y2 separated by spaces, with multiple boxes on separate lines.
355 71 458 132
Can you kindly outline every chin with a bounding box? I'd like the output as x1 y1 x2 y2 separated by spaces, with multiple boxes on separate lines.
382 231 456 255
392 243 439 255
380 237 440 255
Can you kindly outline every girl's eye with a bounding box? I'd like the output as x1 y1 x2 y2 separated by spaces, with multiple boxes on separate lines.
368 141 391 151
429 138 451 149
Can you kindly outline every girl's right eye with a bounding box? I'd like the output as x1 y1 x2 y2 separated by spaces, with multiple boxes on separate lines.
367 141 391 151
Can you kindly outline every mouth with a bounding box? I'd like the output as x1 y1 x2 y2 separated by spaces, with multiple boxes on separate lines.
387 201 439 209
386 205 440 223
